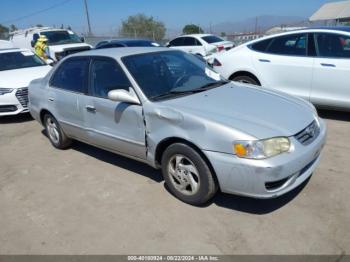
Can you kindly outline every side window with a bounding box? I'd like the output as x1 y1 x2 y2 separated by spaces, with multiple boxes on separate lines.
90 58 131 99
194 39 202 46
50 58 89 93
267 34 307 56
315 33 350 58
183 37 196 46
251 38 273 52
169 38 184 47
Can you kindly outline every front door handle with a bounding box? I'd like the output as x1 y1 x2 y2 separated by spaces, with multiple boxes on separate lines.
85 105 96 113
48 97 54 102
259 59 271 63
321 63 336 67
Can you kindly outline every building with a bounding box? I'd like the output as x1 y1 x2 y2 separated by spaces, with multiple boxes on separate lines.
310 0 350 24
227 32 265 46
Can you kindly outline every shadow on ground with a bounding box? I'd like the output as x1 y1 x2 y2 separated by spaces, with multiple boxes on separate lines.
318 109 350 122
0 113 33 124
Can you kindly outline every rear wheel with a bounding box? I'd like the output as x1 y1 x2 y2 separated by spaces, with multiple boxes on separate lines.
161 143 218 205
232 75 260 86
44 113 71 149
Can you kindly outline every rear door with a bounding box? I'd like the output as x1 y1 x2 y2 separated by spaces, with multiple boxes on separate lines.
84 57 146 159
311 32 350 109
252 33 314 101
48 57 90 141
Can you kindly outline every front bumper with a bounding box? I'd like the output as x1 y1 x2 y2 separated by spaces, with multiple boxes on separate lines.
0 88 29 116
204 118 327 199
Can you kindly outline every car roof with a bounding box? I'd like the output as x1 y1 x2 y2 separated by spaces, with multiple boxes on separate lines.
178 34 212 38
70 47 173 59
242 26 350 47
101 39 155 44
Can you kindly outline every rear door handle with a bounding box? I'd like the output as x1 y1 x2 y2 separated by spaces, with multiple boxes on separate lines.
85 105 96 113
259 59 271 63
321 63 336 67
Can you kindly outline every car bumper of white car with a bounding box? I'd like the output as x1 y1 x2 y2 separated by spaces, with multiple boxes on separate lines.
204 118 327 199
0 88 29 116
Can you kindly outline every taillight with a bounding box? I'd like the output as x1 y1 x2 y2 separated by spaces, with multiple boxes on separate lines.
217 45 224 52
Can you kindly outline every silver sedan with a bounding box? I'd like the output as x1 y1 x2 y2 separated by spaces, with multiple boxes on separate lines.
29 47 327 205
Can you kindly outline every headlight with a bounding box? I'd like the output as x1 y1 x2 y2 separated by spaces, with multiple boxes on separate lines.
0 88 14 95
233 137 291 159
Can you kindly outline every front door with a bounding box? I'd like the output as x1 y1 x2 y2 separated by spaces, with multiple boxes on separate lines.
311 32 350 109
252 33 314 101
84 57 146 159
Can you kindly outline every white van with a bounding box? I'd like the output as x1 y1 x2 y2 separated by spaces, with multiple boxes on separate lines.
10 27 92 61
0 40 14 49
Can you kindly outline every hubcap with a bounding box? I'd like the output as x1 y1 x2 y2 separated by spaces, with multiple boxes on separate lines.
167 154 200 196
46 117 59 144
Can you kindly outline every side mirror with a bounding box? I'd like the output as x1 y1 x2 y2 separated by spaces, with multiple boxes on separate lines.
80 37 85 43
108 89 140 105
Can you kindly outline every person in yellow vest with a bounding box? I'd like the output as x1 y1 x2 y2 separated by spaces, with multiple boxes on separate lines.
34 35 50 62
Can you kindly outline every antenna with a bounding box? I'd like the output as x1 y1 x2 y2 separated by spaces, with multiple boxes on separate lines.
83 0 92 36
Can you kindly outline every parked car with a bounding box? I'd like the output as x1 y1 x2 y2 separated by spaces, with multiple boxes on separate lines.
166 34 234 57
10 27 92 61
29 47 326 205
95 39 161 49
211 27 350 111
0 49 51 116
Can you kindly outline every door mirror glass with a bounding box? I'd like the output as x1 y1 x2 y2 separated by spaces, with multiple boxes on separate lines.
108 89 140 104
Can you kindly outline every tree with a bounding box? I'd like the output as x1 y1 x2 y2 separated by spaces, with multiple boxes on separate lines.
121 14 166 41
182 24 204 34
0 24 9 39
36 24 44 28
220 32 226 37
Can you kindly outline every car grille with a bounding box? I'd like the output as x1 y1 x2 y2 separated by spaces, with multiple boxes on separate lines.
294 120 320 145
15 88 29 108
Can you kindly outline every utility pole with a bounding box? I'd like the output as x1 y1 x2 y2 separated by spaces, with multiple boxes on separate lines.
83 0 92 36
254 16 258 33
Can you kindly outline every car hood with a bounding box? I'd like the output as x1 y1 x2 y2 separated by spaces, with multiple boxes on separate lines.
0 66 51 88
160 83 316 139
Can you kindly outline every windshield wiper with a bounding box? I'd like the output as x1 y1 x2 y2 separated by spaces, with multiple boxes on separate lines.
170 80 230 94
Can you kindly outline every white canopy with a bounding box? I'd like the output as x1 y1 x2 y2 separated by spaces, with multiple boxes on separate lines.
310 0 350 21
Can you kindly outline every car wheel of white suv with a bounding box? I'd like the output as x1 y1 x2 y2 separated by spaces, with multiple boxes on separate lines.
44 113 72 149
161 143 218 205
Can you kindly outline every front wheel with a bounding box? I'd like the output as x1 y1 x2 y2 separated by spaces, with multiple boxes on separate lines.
161 143 218 205
232 75 260 86
44 113 72 149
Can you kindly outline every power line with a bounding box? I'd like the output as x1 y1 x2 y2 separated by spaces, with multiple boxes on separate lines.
0 0 73 25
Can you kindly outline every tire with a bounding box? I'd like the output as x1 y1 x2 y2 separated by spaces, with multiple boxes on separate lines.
232 75 260 86
44 113 72 149
161 143 218 205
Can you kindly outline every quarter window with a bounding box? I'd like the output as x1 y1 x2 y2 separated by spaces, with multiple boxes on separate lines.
169 38 184 46
90 58 131 99
266 34 307 56
251 38 273 52
50 58 89 93
315 33 350 58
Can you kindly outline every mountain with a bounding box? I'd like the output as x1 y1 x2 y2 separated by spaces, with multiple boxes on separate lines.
211 15 308 33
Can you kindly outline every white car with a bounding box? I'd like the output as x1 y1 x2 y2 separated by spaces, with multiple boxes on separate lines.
10 27 92 61
0 49 51 116
166 34 234 57
212 27 350 111
0 40 14 49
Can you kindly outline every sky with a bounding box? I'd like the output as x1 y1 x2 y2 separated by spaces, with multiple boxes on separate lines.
0 0 341 35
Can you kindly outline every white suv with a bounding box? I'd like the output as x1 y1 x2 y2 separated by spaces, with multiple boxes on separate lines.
212 27 350 111
0 49 51 116
167 34 234 57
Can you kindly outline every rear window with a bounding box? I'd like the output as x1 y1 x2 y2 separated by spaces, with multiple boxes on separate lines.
0 51 46 71
202 35 224 44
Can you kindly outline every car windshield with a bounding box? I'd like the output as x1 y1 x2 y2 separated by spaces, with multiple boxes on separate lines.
0 51 46 71
202 35 224 44
41 30 82 45
122 51 227 101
